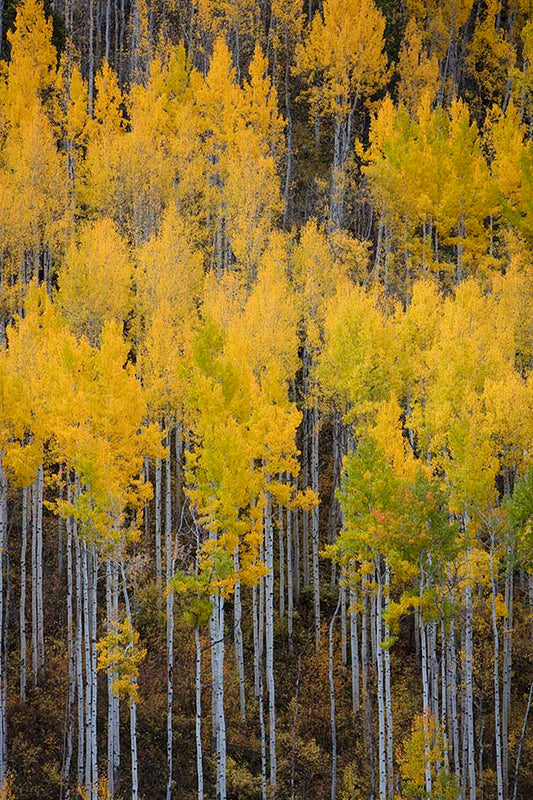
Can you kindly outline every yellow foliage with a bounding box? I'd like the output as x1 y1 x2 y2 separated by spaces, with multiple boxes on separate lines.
96 617 146 705
295 0 388 119
57 218 133 344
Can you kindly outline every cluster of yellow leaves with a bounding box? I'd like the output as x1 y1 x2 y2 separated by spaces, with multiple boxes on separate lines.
319 258 531 625
295 0 388 119
96 618 147 705
184 253 314 594
0 285 161 547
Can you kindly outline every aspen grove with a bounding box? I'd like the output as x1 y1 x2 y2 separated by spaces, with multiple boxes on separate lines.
0 1 531 799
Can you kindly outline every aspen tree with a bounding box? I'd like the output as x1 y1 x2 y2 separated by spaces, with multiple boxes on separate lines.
0 0 67 305
295 0 387 227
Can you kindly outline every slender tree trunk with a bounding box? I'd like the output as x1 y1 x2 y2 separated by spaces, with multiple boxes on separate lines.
130 700 139 800
419 564 432 797
264 493 277 797
362 583 375 800
502 545 514 798
74 524 84 790
90 547 99 800
490 535 504 800
195 626 204 800
32 478 38 687
447 584 461 783
286 472 293 654
310 399 320 648
62 483 75 800
144 457 150 544
440 608 449 771
465 580 476 800
278 488 285 619
329 593 341 800
194 521 204 800
375 560 387 800
166 433 174 800
259 668 267 800
302 408 310 590
0 459 7 786
82 540 92 795
253 582 260 700
155 456 162 593
106 561 117 800
112 561 120 793
20 486 28 702
210 592 226 800
384 564 393 799
120 558 138 800
349 587 359 714
329 413 342 590
233 548 246 722
36 464 45 679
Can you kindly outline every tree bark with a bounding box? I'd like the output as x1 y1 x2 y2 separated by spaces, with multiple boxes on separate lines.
233 547 246 722
490 535 504 800
20 486 28 702
310 399 320 648
265 493 277 798
166 431 174 800
329 593 341 800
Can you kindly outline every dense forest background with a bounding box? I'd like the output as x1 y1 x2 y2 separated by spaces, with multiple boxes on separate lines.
0 1 531 799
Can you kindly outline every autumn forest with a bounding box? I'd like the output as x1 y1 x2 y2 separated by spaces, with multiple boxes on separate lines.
0 0 531 799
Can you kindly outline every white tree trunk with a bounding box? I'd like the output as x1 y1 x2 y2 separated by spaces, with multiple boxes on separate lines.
63 480 75 799
166 432 174 800
310 400 321 648
106 559 120 799
74 523 84 790
440 609 449 771
278 482 285 619
31 478 38 686
155 456 162 593
349 587 359 714
210 593 226 800
82 540 91 795
253 583 260 700
195 626 204 800
419 564 432 797
20 486 28 702
120 558 139 800
233 548 246 722
259 669 267 800
36 464 45 678
264 494 277 798
502 547 513 798
465 580 476 800
90 547 99 800
361 583 375 799
302 410 310 590
490 536 504 800
375 560 387 800
384 564 393 799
